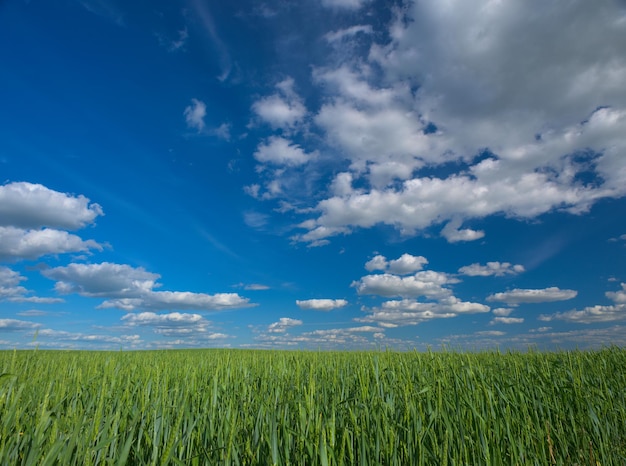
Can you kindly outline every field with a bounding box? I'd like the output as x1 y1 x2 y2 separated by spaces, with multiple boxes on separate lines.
1 347 625 465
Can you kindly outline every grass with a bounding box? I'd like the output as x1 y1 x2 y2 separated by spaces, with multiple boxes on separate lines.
0 347 625 465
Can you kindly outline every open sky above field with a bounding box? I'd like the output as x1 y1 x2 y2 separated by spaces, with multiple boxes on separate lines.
1 0 626 351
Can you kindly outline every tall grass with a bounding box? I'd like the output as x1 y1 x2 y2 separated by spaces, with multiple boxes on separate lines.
1 347 625 464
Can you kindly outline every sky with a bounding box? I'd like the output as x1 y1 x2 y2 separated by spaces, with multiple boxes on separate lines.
1 0 626 351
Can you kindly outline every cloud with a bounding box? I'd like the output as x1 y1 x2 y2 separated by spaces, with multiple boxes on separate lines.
324 25 373 44
0 318 41 331
352 270 456 299
365 254 429 275
320 0 371 9
441 218 485 243
99 291 251 312
184 98 207 131
168 27 188 52
253 137 315 166
539 283 626 323
267 317 303 333
296 298 348 311
0 227 103 260
0 266 63 303
606 283 626 304
36 329 140 345
0 266 27 299
42 262 253 311
251 78 306 130
43 262 160 298
234 283 270 291
0 182 103 230
357 296 490 327
121 311 218 336
490 317 524 325
458 262 525 277
539 304 626 324
487 287 578 305
277 0 626 246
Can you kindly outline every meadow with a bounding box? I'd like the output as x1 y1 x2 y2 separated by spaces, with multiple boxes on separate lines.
0 347 625 465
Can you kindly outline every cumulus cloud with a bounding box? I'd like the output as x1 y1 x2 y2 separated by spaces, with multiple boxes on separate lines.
365 254 428 275
42 262 252 311
0 227 103 260
296 298 348 311
357 296 490 327
0 318 41 331
539 283 626 323
121 311 217 336
441 219 485 243
490 317 524 325
459 262 525 277
252 78 306 130
267 317 303 333
539 304 626 324
0 182 103 230
0 266 27 299
254 137 316 166
43 262 160 298
184 98 207 131
279 0 626 246
352 270 456 299
487 287 578 305
606 283 626 304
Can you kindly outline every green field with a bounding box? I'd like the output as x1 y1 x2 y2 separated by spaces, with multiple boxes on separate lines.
1 347 625 465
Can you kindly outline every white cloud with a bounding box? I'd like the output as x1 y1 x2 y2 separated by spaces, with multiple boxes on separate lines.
539 283 626 323
121 311 215 336
490 317 524 325
487 287 578 305
43 262 160 298
0 227 103 260
100 291 251 312
0 318 41 331
184 98 207 131
364 254 388 272
459 262 525 277
42 262 252 311
283 0 626 245
296 298 348 311
492 308 513 317
254 137 315 166
352 270 456 299
0 266 27 299
364 253 428 275
324 25 372 44
252 78 306 130
320 0 371 10
539 304 626 324
358 296 489 327
606 283 626 304
441 219 485 243
36 329 140 345
0 182 103 230
267 317 303 333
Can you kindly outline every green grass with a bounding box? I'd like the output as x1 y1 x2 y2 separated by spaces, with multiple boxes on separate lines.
1 347 625 465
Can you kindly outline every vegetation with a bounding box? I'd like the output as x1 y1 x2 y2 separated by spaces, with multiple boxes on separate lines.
1 347 625 465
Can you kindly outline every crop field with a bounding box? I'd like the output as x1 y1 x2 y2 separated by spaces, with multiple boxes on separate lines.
1 348 625 465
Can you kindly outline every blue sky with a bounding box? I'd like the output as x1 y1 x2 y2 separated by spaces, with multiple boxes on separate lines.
1 0 626 351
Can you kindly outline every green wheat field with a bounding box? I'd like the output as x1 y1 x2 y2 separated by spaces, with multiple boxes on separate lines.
1 347 625 465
